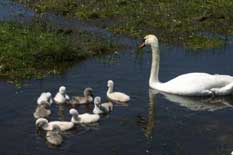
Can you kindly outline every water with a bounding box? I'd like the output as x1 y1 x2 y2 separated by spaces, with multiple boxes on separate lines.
1 1 233 155
0 0 34 22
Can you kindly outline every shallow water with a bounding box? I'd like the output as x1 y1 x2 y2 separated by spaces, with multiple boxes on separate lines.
1 0 233 155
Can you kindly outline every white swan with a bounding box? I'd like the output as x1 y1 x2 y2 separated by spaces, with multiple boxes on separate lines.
69 88 93 106
54 86 70 104
93 96 113 114
46 125 63 146
37 92 53 105
33 103 51 119
69 108 100 124
35 118 74 131
107 80 130 102
139 34 233 96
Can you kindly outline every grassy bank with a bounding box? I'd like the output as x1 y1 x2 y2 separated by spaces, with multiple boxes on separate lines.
0 22 116 81
16 0 231 49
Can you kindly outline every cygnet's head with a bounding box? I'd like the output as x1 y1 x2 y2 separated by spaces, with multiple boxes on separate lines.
46 92 52 98
59 86 66 94
139 34 158 48
94 96 101 105
84 87 93 96
40 92 47 96
52 125 61 133
107 80 114 88
39 102 50 109
36 118 48 128
69 108 78 116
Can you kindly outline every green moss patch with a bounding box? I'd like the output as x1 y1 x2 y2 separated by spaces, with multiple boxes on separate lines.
16 0 233 49
0 22 117 81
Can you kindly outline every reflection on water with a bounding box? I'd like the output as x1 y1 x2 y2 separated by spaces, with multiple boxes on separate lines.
57 105 66 121
161 92 233 111
145 89 156 154
136 89 156 154
144 89 156 139
97 52 121 65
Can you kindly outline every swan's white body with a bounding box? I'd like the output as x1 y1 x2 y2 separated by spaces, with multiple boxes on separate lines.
93 97 113 114
107 80 130 102
154 73 233 96
54 86 70 104
37 92 53 105
69 109 100 124
36 118 74 131
141 34 233 96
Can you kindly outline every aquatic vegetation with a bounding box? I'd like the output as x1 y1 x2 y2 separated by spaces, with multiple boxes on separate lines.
0 22 117 81
16 0 233 49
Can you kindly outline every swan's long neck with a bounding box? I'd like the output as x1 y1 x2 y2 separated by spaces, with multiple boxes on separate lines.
149 44 160 85
107 86 113 94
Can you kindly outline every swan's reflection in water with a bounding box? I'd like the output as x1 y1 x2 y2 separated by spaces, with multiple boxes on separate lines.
138 89 233 153
137 89 156 139
138 89 233 140
136 89 157 154
144 89 156 139
160 92 233 111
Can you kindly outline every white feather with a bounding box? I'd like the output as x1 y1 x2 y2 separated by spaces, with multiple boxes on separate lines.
93 96 113 114
69 109 100 124
142 34 233 96
107 80 130 102
54 86 70 104
36 118 74 131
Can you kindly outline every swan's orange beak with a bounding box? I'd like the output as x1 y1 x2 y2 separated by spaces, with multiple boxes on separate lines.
138 42 145 48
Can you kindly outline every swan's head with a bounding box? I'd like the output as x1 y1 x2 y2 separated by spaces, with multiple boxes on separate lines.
94 96 101 105
35 118 48 129
107 80 114 88
84 87 93 97
139 34 158 48
59 86 66 94
69 108 78 116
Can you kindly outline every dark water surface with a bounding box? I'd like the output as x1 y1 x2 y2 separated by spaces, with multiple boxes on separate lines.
1 0 233 155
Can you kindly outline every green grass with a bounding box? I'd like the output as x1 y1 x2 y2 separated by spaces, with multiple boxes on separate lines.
0 22 117 81
16 0 232 49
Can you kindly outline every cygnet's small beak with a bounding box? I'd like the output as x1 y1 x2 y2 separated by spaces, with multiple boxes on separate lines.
138 42 145 48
